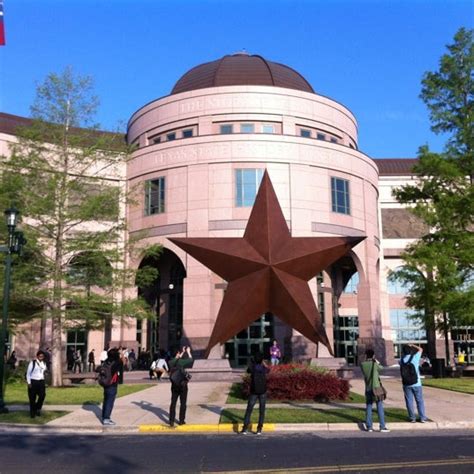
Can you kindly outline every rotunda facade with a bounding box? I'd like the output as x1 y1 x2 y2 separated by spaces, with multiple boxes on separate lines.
126 53 394 365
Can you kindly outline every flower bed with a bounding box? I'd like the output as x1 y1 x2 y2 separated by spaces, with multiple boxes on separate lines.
242 363 349 402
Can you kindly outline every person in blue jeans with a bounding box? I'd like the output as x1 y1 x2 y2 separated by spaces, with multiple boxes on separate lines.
241 352 270 435
400 344 428 423
100 348 121 426
360 349 390 432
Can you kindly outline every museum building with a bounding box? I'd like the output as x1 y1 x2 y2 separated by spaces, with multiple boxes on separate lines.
3 53 468 367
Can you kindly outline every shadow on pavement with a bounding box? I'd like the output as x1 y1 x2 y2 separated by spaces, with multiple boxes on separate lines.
82 403 102 422
132 400 169 423
198 404 222 416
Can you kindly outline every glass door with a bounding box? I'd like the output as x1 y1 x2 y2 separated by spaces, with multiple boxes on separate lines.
225 312 274 367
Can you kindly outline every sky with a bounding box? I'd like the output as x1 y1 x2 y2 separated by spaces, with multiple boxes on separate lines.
0 0 472 158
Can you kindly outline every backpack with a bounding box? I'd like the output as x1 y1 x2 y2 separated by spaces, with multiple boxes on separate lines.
169 366 191 389
97 361 118 387
400 354 418 386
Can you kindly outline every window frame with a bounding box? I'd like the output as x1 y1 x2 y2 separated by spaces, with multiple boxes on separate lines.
220 124 233 134
145 176 166 216
182 129 193 138
235 168 264 207
166 132 176 141
300 128 311 138
331 177 351 215
240 123 255 134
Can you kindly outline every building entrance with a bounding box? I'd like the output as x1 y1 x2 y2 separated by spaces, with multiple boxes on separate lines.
66 329 88 371
225 312 274 367
333 315 359 365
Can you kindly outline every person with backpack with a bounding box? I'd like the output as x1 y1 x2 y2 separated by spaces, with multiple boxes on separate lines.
360 348 390 432
168 346 193 427
96 348 121 426
26 350 47 418
241 352 270 435
400 344 428 423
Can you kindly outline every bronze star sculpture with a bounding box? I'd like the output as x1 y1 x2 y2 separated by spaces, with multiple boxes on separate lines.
169 171 364 357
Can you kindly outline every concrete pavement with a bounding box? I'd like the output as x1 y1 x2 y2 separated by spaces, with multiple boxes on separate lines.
1 372 473 434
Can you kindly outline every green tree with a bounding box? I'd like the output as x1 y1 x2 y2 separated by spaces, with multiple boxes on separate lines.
392 28 474 362
0 67 154 386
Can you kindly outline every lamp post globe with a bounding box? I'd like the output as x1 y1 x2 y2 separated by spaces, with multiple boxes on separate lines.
4 207 19 230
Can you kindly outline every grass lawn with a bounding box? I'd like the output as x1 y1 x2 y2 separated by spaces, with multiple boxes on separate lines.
0 411 69 425
226 383 366 404
423 377 474 395
220 407 409 424
5 383 152 405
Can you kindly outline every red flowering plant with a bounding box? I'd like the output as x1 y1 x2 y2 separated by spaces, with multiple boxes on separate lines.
242 363 349 402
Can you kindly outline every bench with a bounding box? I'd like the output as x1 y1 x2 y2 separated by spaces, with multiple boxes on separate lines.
62 372 97 385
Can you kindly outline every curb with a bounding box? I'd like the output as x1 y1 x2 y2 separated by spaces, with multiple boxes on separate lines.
0 421 473 436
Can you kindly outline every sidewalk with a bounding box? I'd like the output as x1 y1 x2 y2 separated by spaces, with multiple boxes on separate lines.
1 375 473 435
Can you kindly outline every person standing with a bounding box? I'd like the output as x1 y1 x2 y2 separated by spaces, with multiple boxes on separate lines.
168 346 193 427
26 350 47 418
400 344 428 423
67 347 75 371
73 350 82 373
100 346 109 364
98 348 121 426
7 351 17 371
88 349 96 372
269 340 282 366
128 348 136 371
241 352 270 435
360 349 390 432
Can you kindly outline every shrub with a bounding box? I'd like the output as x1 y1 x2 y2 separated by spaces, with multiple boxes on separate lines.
242 363 349 402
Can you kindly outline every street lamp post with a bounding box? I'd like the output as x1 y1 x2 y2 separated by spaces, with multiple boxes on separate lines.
0 208 26 414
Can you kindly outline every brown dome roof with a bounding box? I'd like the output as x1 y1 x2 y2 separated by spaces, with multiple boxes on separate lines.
171 53 314 95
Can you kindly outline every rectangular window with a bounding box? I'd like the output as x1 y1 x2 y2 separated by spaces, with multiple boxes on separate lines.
153 137 161 144
220 124 233 134
316 133 326 141
331 177 350 215
235 169 264 207
330 137 338 144
145 177 165 215
262 124 274 134
240 123 255 133
300 129 311 138
182 129 193 138
166 132 176 141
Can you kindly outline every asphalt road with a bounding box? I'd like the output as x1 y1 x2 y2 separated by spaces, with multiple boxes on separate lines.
0 430 473 474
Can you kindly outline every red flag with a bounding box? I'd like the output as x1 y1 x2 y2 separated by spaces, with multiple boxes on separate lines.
0 0 5 46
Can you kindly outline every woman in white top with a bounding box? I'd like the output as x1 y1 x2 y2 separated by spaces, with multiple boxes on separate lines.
150 351 169 381
26 350 47 418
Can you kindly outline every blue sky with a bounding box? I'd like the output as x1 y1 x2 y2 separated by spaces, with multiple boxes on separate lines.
0 0 472 157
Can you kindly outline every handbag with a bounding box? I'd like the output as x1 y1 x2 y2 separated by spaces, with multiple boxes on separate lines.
369 360 387 401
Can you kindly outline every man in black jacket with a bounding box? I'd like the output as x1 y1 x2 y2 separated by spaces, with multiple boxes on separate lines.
168 346 193 427
241 352 270 435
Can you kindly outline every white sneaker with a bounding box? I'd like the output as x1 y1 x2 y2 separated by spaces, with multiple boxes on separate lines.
102 419 116 426
380 427 390 433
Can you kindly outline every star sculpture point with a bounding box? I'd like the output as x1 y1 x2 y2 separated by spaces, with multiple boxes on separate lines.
169 171 365 358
